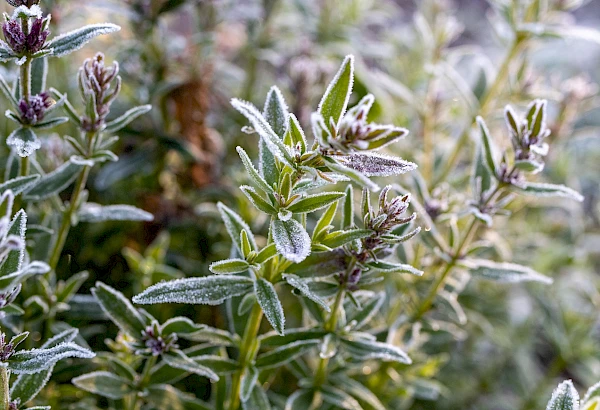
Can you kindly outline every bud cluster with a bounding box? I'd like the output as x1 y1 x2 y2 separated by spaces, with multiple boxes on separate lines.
504 99 550 176
137 324 178 356
6 0 40 6
2 15 49 56
18 91 53 124
0 333 15 361
79 52 121 131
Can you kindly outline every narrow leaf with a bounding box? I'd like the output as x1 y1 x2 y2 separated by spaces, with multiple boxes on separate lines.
255 278 285 335
318 55 354 128
48 24 121 57
271 219 311 263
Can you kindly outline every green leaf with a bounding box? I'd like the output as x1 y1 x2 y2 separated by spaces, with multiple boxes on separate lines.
347 292 385 330
217 202 257 254
24 157 88 200
283 274 330 312
0 209 26 278
342 184 354 229
285 113 307 153
242 384 271 410
476 117 498 176
330 374 386 410
231 98 293 168
255 278 285 335
318 55 354 128
132 275 254 305
47 24 121 57
254 244 277 264
161 317 204 337
320 385 362 410
335 152 417 177
0 175 40 195
7 127 40 157
146 384 213 410
91 282 147 339
287 192 345 214
240 185 277 214
185 326 240 346
240 365 259 402
546 380 580 410
259 328 328 347
255 339 320 369
340 338 411 364
583 381 600 405
71 371 133 399
261 87 289 188
57 270 89 303
320 229 373 249
271 218 311 263
104 105 152 133
461 259 553 284
286 389 315 410
366 261 423 276
9 343 95 374
512 182 584 202
0 261 50 291
209 259 250 275
313 201 338 240
163 351 219 381
194 355 239 375
77 203 153 223
145 384 213 410
237 147 274 194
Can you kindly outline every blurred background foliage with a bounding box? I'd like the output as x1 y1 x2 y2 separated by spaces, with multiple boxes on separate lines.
1 0 599 409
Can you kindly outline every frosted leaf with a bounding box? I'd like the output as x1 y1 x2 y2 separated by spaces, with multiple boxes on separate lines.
263 86 289 137
546 380 580 410
282 274 330 312
11 364 54 404
105 105 152 133
236 146 273 194
162 351 219 382
24 157 86 200
72 371 133 400
340 337 411 364
320 385 362 410
271 219 311 263
132 275 254 305
7 128 41 158
0 40 16 62
336 153 417 177
254 339 320 369
217 202 256 254
47 24 121 57
91 282 147 339
0 175 40 196
0 209 26 279
9 342 95 374
242 384 271 410
231 98 293 168
78 203 154 223
277 209 292 221
583 381 600 404
254 278 285 335
318 55 354 128
512 181 584 202
240 366 259 402
0 261 50 291
462 259 553 284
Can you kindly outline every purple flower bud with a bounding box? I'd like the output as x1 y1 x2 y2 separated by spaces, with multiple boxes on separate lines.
6 0 40 6
2 19 26 54
0 332 14 361
18 92 53 124
80 53 121 131
26 18 49 54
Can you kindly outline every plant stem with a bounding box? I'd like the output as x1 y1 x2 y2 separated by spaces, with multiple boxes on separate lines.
0 367 8 410
431 38 524 188
48 132 95 271
128 355 157 410
227 302 263 410
411 182 506 322
19 54 32 179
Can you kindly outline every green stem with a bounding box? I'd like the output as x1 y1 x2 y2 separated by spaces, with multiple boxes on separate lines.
411 182 506 322
48 132 96 271
128 355 157 410
227 302 264 410
0 367 8 410
431 38 524 188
